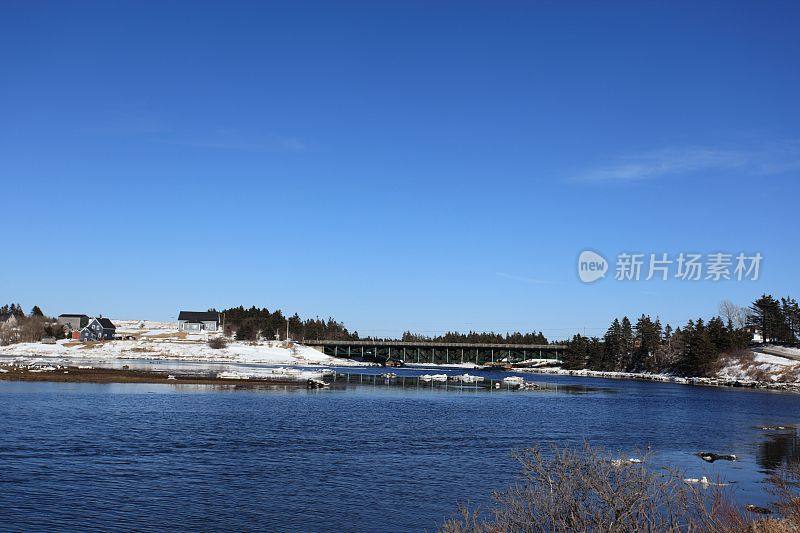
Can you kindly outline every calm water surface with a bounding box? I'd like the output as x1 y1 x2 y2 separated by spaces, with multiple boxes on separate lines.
1 370 799 532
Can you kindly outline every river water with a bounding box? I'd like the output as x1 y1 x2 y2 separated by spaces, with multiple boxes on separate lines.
1 367 799 531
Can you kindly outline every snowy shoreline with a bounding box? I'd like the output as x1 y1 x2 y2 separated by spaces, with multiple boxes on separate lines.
515 366 800 393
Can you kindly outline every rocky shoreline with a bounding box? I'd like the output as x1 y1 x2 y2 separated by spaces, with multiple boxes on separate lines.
517 367 800 393
0 364 318 387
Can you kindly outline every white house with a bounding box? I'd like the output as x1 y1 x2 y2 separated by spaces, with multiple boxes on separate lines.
177 311 220 332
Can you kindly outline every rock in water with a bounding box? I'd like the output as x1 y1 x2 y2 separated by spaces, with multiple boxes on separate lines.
696 452 737 463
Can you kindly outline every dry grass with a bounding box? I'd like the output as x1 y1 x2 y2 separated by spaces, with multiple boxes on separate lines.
440 442 800 533
126 347 154 353
768 459 800 529
708 349 751 377
729 349 756 367
144 331 188 340
772 365 800 383
79 342 102 350
718 350 787 383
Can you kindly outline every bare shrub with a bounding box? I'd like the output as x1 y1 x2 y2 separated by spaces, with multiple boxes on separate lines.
775 366 800 383
1 316 53 345
441 442 753 533
719 300 748 330
748 368 771 382
208 337 228 349
768 458 800 529
17 317 46 343
0 328 16 346
727 348 755 367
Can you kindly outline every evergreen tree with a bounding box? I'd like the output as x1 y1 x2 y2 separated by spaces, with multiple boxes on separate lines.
781 297 799 344
563 334 589 369
676 319 717 377
706 316 729 354
619 317 634 371
235 318 258 341
748 294 782 343
632 315 661 372
602 319 622 371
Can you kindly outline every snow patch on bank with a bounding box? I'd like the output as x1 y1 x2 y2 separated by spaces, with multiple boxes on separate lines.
717 350 800 383
0 325 370 368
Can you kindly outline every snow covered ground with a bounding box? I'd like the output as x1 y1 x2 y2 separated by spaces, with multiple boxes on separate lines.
755 345 800 361
717 349 800 383
0 319 370 368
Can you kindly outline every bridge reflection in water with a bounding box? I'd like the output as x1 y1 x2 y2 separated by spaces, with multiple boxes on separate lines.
303 340 565 365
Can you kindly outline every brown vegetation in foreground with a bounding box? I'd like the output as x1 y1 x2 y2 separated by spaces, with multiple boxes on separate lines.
441 443 800 533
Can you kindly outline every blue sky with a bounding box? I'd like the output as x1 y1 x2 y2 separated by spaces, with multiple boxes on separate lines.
1 1 798 339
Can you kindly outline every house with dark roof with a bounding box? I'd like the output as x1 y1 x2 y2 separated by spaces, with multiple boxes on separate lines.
57 314 90 333
80 317 116 341
178 311 220 333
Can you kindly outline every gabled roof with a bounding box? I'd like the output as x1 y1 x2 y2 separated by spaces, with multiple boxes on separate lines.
97 317 116 329
0 312 15 322
178 311 220 322
59 314 89 318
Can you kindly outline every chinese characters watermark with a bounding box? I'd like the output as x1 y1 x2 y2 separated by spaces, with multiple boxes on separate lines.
578 251 762 283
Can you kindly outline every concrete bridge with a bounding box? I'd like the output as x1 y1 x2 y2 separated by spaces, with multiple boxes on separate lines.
302 339 565 365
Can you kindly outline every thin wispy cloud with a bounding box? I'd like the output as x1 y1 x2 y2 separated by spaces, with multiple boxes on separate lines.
496 272 559 285
571 141 800 183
